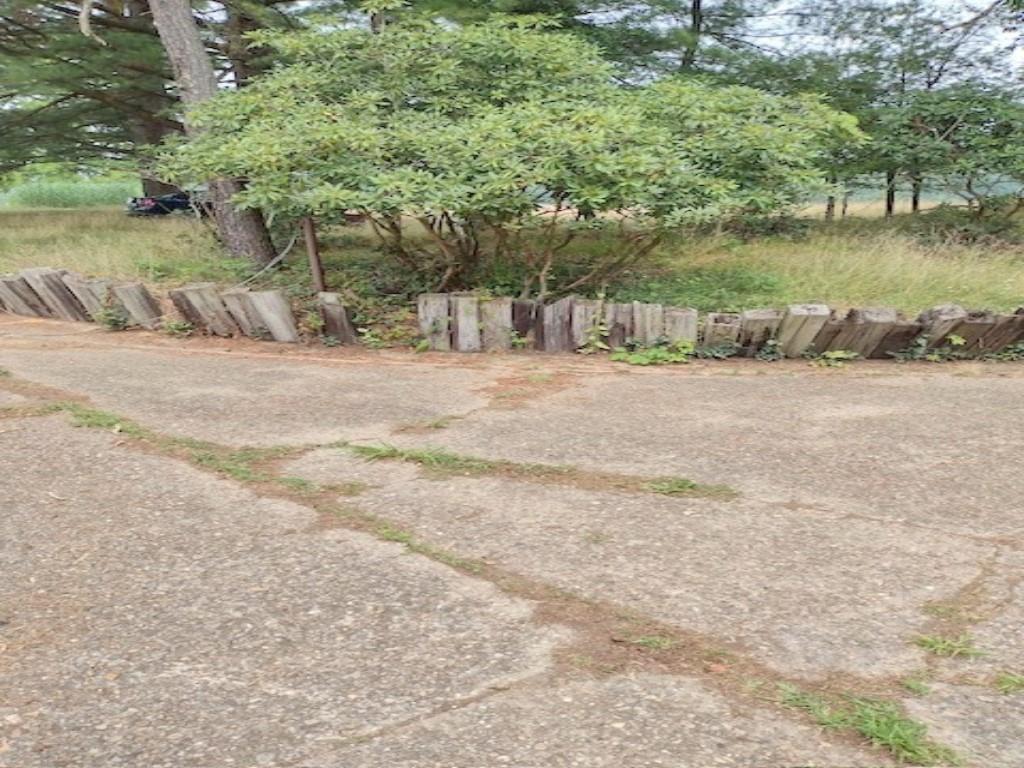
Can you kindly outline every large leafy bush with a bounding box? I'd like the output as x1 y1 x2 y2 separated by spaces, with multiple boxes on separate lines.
161 18 859 295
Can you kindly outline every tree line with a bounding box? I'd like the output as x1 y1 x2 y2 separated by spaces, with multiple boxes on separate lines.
2 0 1022 267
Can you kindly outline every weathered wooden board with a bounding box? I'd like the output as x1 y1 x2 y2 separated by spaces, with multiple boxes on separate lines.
541 296 574 352
111 283 162 329
20 268 90 321
811 315 845 354
451 295 482 352
221 289 263 338
417 293 451 351
0 275 51 317
604 302 634 349
950 310 998 354
318 292 359 344
632 302 664 346
480 297 513 351
777 304 830 358
871 320 924 359
571 299 602 350
62 275 116 321
663 308 698 346
737 309 781 354
918 304 967 346
168 283 238 337
702 313 741 347
829 307 900 357
244 290 299 342
974 309 1024 353
512 300 536 343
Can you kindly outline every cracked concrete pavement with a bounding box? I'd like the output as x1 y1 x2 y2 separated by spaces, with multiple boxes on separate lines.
2 315 1023 767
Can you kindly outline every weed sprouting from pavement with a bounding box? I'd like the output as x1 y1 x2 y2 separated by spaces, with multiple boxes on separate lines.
995 673 1024 694
901 677 932 696
913 634 985 659
778 684 962 765
627 635 678 651
343 442 737 499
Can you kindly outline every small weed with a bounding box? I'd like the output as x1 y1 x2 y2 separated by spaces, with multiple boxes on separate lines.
995 672 1024 694
645 477 698 495
62 404 146 437
810 349 860 367
628 635 677 651
610 340 695 366
694 340 741 359
95 305 131 331
509 330 531 349
350 443 497 473
983 341 1024 362
163 320 194 338
377 524 413 544
276 476 317 492
583 530 610 544
755 338 784 361
778 684 961 765
892 334 970 363
413 338 431 353
0 367 9 377
901 677 932 696
577 304 611 355
913 633 985 658
357 327 387 349
321 334 341 347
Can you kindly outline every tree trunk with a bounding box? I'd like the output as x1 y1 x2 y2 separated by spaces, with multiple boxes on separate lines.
679 0 702 70
884 170 897 218
841 191 850 218
825 173 837 221
911 174 922 213
148 0 275 265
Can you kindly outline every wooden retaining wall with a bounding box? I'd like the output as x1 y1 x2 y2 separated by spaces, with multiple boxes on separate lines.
3 267 1023 359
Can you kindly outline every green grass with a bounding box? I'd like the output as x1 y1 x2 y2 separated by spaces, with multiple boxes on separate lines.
913 634 985 659
901 677 932 696
627 635 678 651
778 684 961 765
645 477 699 495
1 179 140 209
995 672 1024 694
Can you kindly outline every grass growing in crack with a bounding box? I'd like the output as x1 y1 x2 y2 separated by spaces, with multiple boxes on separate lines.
778 684 961 765
0 367 9 377
61 403 148 437
901 677 932 696
914 633 985 659
995 673 1024 694
627 635 678 651
276 476 318 493
344 442 737 499
375 522 482 572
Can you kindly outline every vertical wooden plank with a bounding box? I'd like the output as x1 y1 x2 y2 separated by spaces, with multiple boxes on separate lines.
111 283 162 329
512 300 535 341
417 293 451 351
19 268 90 321
632 302 664 346
664 308 698 346
737 309 781 355
221 289 262 338
451 295 482 352
777 304 830 358
0 275 51 317
702 313 741 347
480 297 513 351
245 290 299 342
871 320 924 359
604 303 634 349
918 304 967 346
951 311 998 354
541 296 574 352
62 275 115 321
570 299 602 350
829 308 899 357
811 314 845 354
974 309 1024 353
318 292 359 344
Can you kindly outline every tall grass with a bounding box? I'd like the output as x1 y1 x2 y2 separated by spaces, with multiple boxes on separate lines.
0 209 244 284
1 180 141 209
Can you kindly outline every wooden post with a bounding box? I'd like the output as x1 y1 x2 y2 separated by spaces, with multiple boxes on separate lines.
451 295 482 352
829 308 899 357
737 309 781 355
19 268 90 321
168 283 239 336
570 299 602 350
221 289 262 338
480 297 513 351
664 308 698 346
604 303 634 349
0 275 51 317
702 312 741 347
952 311 998 355
777 304 830 358
918 304 967 346
811 313 845 354
871 320 924 359
62 275 117 322
541 296 574 352
302 217 326 294
632 302 664 346
512 299 536 347
318 292 359 344
244 290 299 342
975 309 1024 353
111 283 162 329
417 294 451 351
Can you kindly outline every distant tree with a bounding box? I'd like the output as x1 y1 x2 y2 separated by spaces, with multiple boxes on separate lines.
160 18 859 296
